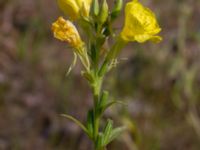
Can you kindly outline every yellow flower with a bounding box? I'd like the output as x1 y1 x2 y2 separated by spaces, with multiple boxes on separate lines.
52 17 90 71
57 0 92 20
52 16 83 48
120 0 162 43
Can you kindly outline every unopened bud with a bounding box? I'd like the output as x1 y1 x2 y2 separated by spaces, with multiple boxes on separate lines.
99 0 109 24
91 0 99 17
111 0 123 21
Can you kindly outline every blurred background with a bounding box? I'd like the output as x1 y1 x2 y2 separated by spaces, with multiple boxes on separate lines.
0 0 200 149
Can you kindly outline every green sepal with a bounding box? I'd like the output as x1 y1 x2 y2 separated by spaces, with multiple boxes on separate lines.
110 0 123 21
86 109 95 139
61 114 89 136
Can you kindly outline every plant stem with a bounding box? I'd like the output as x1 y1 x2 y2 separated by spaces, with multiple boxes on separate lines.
91 71 103 149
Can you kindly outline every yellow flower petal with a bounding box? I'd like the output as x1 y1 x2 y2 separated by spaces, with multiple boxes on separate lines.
134 34 162 43
52 16 83 48
57 0 92 20
120 0 162 43
57 0 80 20
51 17 90 70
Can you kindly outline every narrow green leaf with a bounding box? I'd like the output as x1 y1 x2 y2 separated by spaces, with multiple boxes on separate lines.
101 100 127 114
96 133 104 149
106 126 127 145
96 91 109 116
99 91 109 108
106 100 126 109
102 120 113 146
61 114 89 135
86 109 95 139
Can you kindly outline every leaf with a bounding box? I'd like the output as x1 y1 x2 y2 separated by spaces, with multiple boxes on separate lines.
102 120 113 146
97 91 109 115
99 123 126 148
106 100 127 109
106 126 127 145
100 100 127 115
86 109 95 139
61 114 89 136
96 133 104 150
98 91 109 108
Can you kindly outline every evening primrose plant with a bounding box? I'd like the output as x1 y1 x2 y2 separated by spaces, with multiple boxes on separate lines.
52 0 162 149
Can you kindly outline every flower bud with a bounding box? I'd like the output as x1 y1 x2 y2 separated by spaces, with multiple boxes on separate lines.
91 0 100 17
111 0 123 21
99 0 109 24
57 0 92 20
52 17 90 70
52 16 83 48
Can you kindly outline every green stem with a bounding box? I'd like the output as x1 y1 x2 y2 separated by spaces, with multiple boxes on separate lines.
93 76 102 138
87 37 126 150
98 37 126 76
90 71 103 150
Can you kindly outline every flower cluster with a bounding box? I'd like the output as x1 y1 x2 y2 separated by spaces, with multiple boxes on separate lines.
52 0 162 51
51 0 162 150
